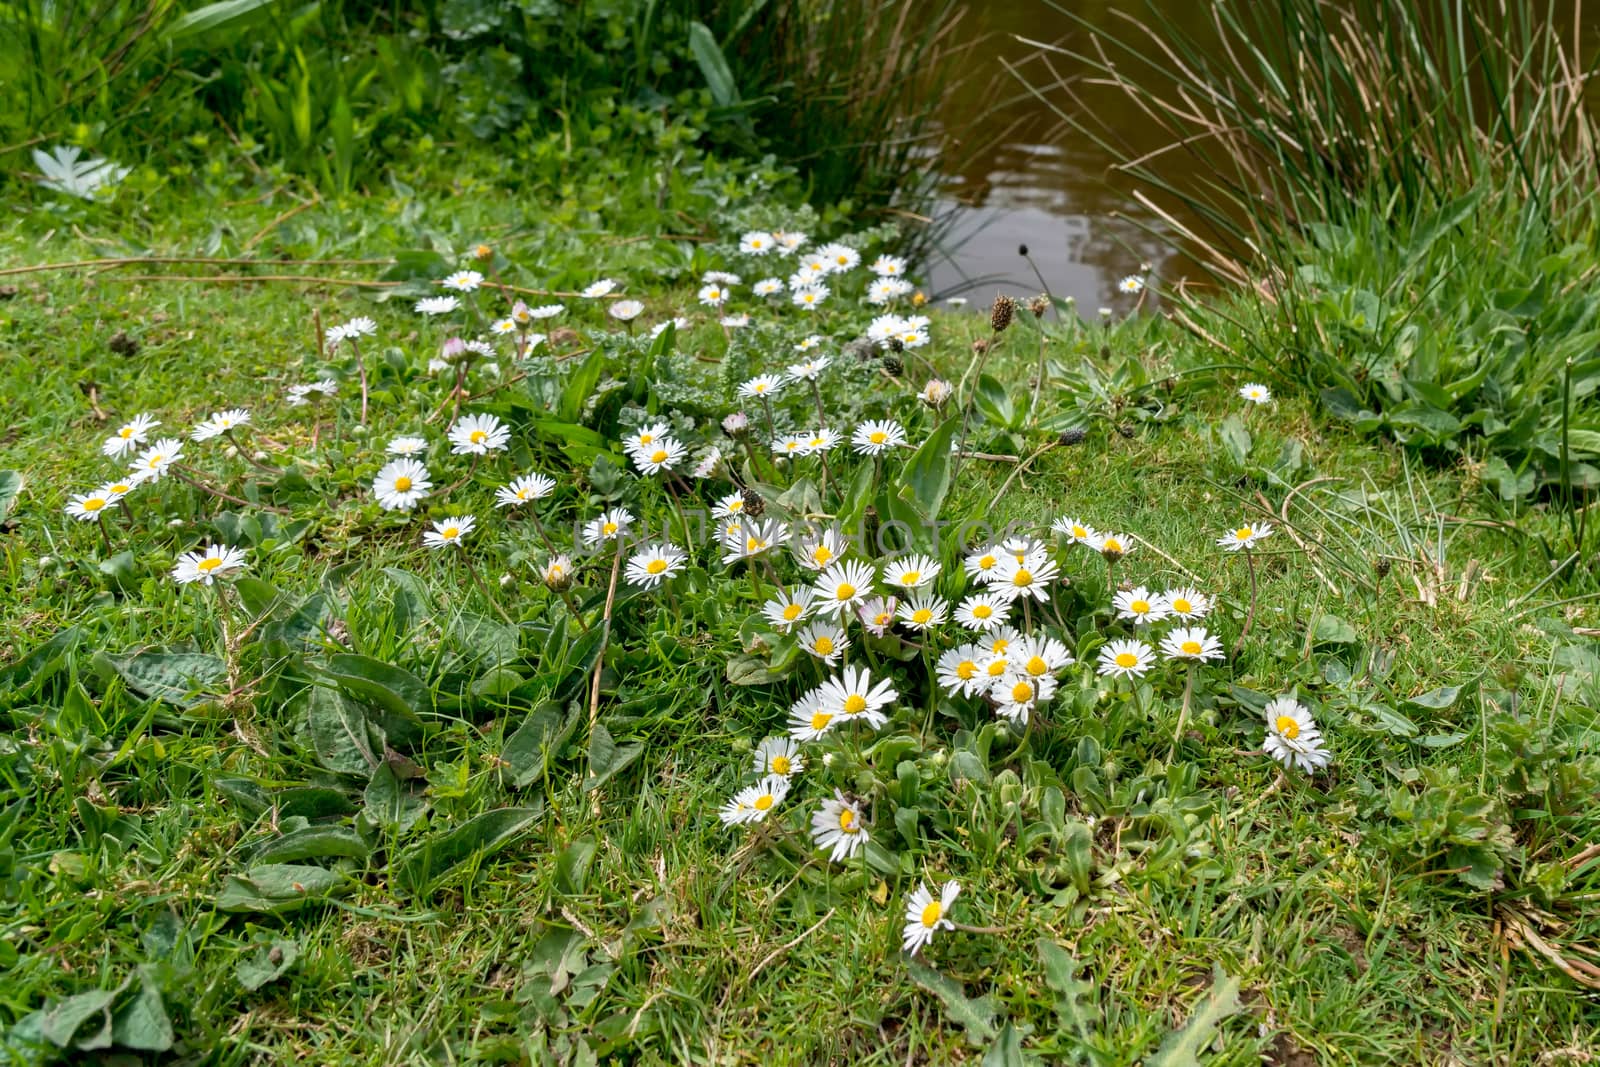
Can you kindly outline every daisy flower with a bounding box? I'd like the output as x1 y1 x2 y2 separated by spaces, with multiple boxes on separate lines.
753 277 784 296
794 527 848 570
866 277 914 304
621 421 672 455
897 592 948 631
703 270 742 286
327 316 377 343
817 242 860 273
721 518 785 563
1239 383 1272 404
870 254 906 276
775 230 807 253
372 459 432 511
541 554 573 588
851 420 906 456
772 434 808 459
495 473 556 508
583 508 635 546
129 438 183 484
427 358 451 374
423 515 476 549
964 544 1004 584
287 380 338 406
1015 635 1074 679
792 285 828 310
815 665 897 729
737 374 785 400
1051 516 1099 546
858 596 898 637
787 355 831 380
740 231 775 255
798 620 849 666
712 491 749 519
995 551 1059 602
1113 585 1170 625
883 553 940 590
1097 638 1156 679
1161 626 1223 662
65 489 119 521
803 428 840 454
866 313 906 342
1263 696 1331 771
527 303 565 320
625 543 687 588
920 379 952 407
719 774 790 826
798 251 831 276
937 644 988 698
581 279 617 299
720 313 751 329
754 736 805 778
1092 531 1134 561
441 270 483 292
609 300 645 322
649 317 689 338
190 409 251 442
991 674 1056 724
415 295 460 315
697 284 730 307
1001 536 1045 563
762 588 815 632
630 438 687 475
955 592 1012 631
171 543 247 585
788 688 838 742
1118 274 1144 294
448 413 510 456
902 881 960 954
812 560 876 613
490 318 518 336
811 791 869 862
895 325 930 349
691 447 723 479
795 334 823 352
1160 587 1211 620
790 265 826 290
96 479 136 501
101 413 158 458
1218 522 1273 551
387 435 427 457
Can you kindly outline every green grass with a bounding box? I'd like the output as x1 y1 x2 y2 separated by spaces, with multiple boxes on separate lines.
2 139 1599 1066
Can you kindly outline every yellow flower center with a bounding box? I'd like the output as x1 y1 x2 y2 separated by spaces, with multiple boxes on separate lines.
973 604 993 619
813 636 835 655
920 901 943 928
992 639 1010 654
839 808 856 830
1103 539 1122 552
754 383 767 393
874 613 892 627
869 431 887 444
1276 715 1300 739
646 449 667 464
900 570 920 585
754 794 774 811
812 546 834 565
1131 599 1149 614
912 609 933 624
548 565 564 579
1172 598 1192 613
646 559 667 575
83 497 105 512
987 659 1008 677
197 557 222 573
955 661 976 680
746 537 765 552
1115 652 1138 669
728 500 744 512
810 711 833 731
842 694 867 715
639 433 655 445
782 604 803 621
1026 655 1048 676
442 527 460 539
1012 681 1034 702
1236 528 1253 541
109 484 131 494
1012 569 1034 587
394 477 412 491
835 582 856 600
602 522 618 536
786 441 800 452
470 430 487 444
978 554 996 570
1181 640 1203 655
148 455 164 467
119 427 134 438
1072 525 1087 538
770 755 791 775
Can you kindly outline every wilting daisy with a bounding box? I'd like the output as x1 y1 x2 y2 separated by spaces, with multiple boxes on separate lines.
1092 531 1134 561
883 553 940 590
415 295 460 315
1239 383 1272 404
441 270 483 292
495 473 556 508
897 593 948 632
1014 635 1074 679
1118 274 1144 294
991 674 1056 724
1160 587 1211 620
1113 585 1170 625
956 592 1013 631
722 518 785 563
858 596 899 637
740 231 775 255
816 665 897 729
902 881 960 954
851 419 906 456
609 300 644 322
581 279 617 299
762 588 815 633
625 543 687 588
691 447 723 479
811 792 869 862
719 774 790 826
964 544 1004 584
171 543 248 586
129 438 183 484
1161 627 1223 662
1097 638 1156 679
798 620 850 666
65 489 120 521
1263 696 1331 771
870 254 906 277
788 688 838 742
387 435 427 457
190 409 251 442
753 277 784 296
697 283 731 307
1218 522 1273 551
448 413 510 456
920 379 953 407
995 551 1059 602
794 527 848 570
423 515 476 549
102 413 158 458
813 560 876 613
936 644 988 698
738 374 785 400
649 316 689 338
583 508 635 546
372 459 432 512
753 736 804 779
630 438 687 475
792 285 828 311
787 355 831 380
817 242 861 273
1051 516 1099 546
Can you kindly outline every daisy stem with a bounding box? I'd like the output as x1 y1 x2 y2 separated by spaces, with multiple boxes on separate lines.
214 583 239 692
748 563 765 604
462 554 516 627
440 453 482 496
351 337 369 426
172 467 289 514
1027 316 1049 425
808 379 828 428
1235 549 1259 658
587 539 625 734
921 643 938 739
760 396 776 451
666 483 694 548
95 512 113 555
225 430 279 475
1022 597 1033 633
527 510 560 560
1168 663 1197 763
760 556 783 591
740 436 764 482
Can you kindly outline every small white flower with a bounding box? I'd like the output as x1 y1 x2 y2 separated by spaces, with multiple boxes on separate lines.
753 277 784 296
762 588 815 632
719 774 790 826
883 553 940 590
649 316 690 339
794 335 822 352
851 420 906 456
1160 587 1211 620
171 543 248 585
527 303 565 320
387 435 428 457
1113 585 1170 625
955 592 1013 631
995 551 1059 603
738 374 786 400
869 254 906 277
441 270 483 292
813 560 876 613
811 791 869 862
697 284 731 307
102 413 159 458
630 438 687 475
609 300 645 322
786 355 831 380
1051 516 1099 546
448 413 510 455
703 271 743 286
1097 638 1156 678
625 543 687 588
897 592 948 632
129 438 183 484
936 644 989 698
65 490 119 521
740 232 775 255
1161 627 1224 662
798 620 849 665
1263 696 1331 772
753 736 804 778
190 409 251 442
581 279 617 299
792 284 829 310
720 314 750 328
373 458 432 512
858 595 899 637
327 316 377 344
817 242 860 273
415 295 460 316
788 687 838 742
1218 523 1273 551
1239 383 1272 404
495 473 556 508
1118 274 1144 294
794 527 849 571
423 515 477 549
583 508 635 546
902 880 960 954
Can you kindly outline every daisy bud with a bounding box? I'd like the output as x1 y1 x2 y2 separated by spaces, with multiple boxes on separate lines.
441 337 468 364
474 243 493 260
740 487 766 518
911 290 927 307
37 555 53 568
499 572 515 588
1099 541 1126 564
1029 294 1050 318
167 518 185 528
723 412 750 436
972 338 989 356
920 378 953 409
881 354 904 377
1058 427 1088 446
990 294 1015 333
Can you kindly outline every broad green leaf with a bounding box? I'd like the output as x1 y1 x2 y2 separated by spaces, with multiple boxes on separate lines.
323 653 430 721
501 702 577 788
1038 940 1096 1036
38 988 117 1049
906 958 998 1046
560 349 606 424
95 651 226 707
555 837 598 896
216 864 343 913
726 654 783 685
111 972 173 1052
394 806 542 895
895 418 960 522
585 723 644 793
1310 614 1359 645
982 1023 1030 1067
687 21 742 108
0 469 22 523
235 939 299 991
1147 969 1241 1067
363 764 428 834
248 825 369 865
305 686 380 774
1405 685 1461 709
1218 414 1252 466
383 567 433 634
0 626 81 701
275 786 358 821
974 375 1016 429
1367 702 1418 738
